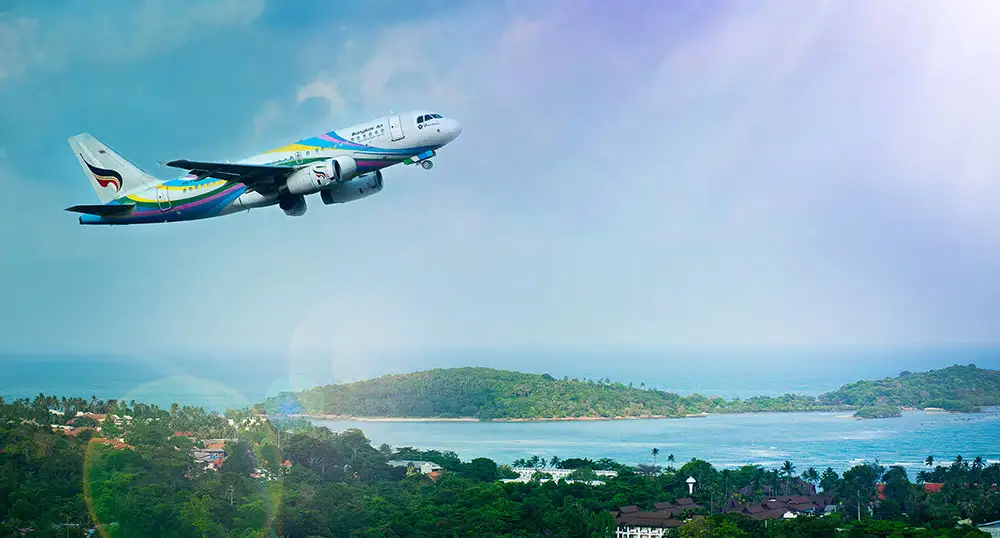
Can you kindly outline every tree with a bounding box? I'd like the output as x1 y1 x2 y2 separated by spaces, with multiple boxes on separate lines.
881 465 911 507
461 458 500 481
972 456 985 486
837 461 885 521
100 415 122 439
651 448 659 466
635 464 662 477
667 453 676 469
781 460 796 495
802 467 820 490
566 468 599 482
678 515 748 538
820 467 839 494
925 455 934 467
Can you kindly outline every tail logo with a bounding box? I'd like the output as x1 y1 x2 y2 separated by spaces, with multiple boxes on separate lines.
80 154 123 192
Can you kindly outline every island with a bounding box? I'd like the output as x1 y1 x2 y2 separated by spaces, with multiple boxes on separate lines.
256 364 1000 421
853 405 903 419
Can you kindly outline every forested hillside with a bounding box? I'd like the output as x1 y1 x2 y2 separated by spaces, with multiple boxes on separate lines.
256 367 829 419
259 364 1000 420
818 364 1000 412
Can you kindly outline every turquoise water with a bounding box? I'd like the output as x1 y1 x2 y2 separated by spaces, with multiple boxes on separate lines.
3 349 1000 476
314 408 1000 475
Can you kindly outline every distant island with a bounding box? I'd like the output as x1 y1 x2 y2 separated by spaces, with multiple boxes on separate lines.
256 364 1000 421
852 405 903 419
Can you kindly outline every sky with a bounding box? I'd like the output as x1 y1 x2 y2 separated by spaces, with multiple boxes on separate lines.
2 0 1000 383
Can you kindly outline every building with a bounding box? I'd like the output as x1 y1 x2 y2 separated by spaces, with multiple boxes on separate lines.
724 495 836 519
877 482 944 499
977 520 1000 538
611 506 689 537
611 495 836 536
387 460 443 475
503 467 618 484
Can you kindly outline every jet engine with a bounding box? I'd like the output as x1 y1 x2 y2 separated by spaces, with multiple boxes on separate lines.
321 170 383 205
279 193 307 217
285 155 359 195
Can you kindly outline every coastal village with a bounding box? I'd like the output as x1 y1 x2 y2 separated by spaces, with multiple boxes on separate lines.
2 398 995 536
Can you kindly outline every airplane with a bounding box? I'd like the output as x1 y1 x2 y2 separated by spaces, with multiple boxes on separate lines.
64 110 462 225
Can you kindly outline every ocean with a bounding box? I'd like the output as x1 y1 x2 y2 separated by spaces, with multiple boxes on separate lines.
3 347 999 476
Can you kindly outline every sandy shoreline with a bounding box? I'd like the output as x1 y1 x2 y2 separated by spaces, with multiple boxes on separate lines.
291 412 712 423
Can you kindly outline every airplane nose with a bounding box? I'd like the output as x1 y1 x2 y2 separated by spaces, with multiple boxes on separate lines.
447 119 462 141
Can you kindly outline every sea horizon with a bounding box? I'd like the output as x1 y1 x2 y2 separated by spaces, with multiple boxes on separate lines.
3 345 999 411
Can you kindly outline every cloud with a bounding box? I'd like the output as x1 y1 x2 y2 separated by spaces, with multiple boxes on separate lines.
0 0 266 82
295 74 345 115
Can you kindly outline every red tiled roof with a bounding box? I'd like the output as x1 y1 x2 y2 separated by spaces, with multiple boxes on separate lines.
877 482 943 499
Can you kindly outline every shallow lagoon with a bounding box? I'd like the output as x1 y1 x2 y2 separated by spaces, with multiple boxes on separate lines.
314 407 1000 475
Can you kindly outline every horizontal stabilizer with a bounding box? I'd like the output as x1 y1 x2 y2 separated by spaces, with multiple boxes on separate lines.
64 204 135 217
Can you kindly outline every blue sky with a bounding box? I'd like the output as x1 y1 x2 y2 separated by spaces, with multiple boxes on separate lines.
2 0 1000 382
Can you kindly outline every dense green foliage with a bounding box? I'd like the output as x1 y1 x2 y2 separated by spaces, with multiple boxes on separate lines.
820 365 1000 412
2 394 999 536
257 367 834 419
258 364 1000 420
854 406 903 419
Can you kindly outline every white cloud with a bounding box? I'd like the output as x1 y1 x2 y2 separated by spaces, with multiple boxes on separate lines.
0 0 266 82
296 74 345 115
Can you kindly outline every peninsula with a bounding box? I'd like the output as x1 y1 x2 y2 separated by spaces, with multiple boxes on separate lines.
256 364 1000 421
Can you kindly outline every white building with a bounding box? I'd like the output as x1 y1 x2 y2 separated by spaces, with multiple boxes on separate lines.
978 520 1000 538
504 467 618 483
387 460 443 475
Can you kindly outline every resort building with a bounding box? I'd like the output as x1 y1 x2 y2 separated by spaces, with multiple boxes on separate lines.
387 460 443 475
977 520 1000 537
611 495 837 535
504 467 618 484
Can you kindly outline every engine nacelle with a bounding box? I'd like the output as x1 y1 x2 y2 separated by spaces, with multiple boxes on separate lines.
321 170 383 205
285 155 359 195
327 155 359 183
279 194 307 217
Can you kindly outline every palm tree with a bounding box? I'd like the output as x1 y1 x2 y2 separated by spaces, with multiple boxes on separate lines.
667 454 675 469
781 460 796 495
802 467 820 492
973 456 984 486
550 455 561 469
651 448 660 466
925 455 934 468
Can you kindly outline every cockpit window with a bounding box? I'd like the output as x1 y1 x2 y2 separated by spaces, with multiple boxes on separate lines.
417 115 427 123
431 114 442 119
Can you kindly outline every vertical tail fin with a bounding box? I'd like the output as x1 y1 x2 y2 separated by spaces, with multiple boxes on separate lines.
68 133 161 204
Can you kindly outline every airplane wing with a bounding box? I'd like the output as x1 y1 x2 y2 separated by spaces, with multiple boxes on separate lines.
163 160 296 188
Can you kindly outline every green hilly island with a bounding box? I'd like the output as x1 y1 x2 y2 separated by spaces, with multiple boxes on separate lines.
257 364 1000 421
